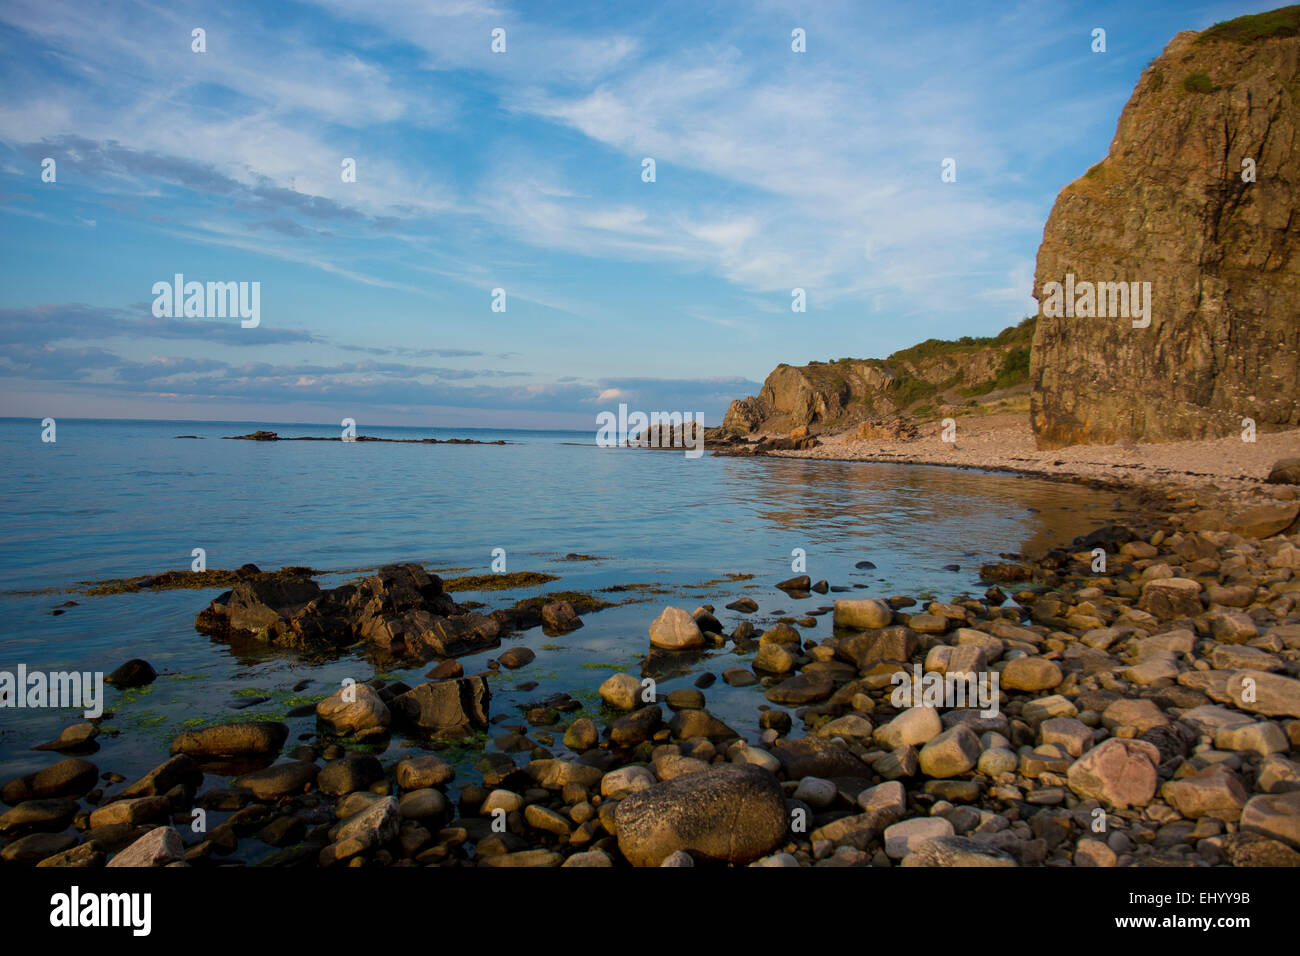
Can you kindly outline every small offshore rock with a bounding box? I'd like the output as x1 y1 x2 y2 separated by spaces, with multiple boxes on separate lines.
598 672 643 710
105 659 157 688
648 607 705 650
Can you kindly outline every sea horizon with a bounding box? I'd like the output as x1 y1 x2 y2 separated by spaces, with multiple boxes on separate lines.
0 415 596 437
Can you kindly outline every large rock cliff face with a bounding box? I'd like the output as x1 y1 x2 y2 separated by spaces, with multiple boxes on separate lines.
1031 10 1300 448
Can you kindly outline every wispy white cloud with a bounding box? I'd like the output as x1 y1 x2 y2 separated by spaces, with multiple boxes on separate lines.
0 0 1245 423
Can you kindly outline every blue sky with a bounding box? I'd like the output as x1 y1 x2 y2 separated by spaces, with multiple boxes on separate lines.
0 0 1272 428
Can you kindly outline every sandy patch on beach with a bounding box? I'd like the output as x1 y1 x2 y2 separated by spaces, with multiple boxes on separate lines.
768 413 1300 491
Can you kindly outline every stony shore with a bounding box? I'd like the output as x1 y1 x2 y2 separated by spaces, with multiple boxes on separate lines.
767 412 1300 495
4 455 1300 868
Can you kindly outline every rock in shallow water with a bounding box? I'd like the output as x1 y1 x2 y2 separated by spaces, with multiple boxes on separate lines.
316 683 391 739
395 755 454 790
121 754 202 799
2 757 99 804
105 658 156 688
498 646 536 669
648 607 705 650
598 672 643 710
527 759 604 790
233 759 320 800
0 798 79 833
722 668 757 687
833 599 893 629
391 677 491 737
563 717 599 751
88 795 171 828
170 722 289 758
318 755 383 796
33 722 100 753
764 672 835 705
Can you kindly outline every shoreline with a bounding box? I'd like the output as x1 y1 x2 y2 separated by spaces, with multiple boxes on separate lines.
761 413 1300 499
3 434 1299 868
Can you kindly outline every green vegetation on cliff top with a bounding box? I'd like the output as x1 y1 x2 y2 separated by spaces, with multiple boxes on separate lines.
1198 6 1300 44
881 315 1035 367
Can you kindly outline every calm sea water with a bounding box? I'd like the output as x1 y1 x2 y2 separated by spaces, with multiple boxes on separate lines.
0 417 1131 847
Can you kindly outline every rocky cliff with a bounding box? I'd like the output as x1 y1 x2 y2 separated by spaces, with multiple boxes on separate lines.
1031 7 1300 448
718 319 1034 436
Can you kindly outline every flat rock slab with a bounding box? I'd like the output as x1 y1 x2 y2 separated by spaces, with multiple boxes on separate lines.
234 760 320 800
764 672 835 705
170 722 289 758
900 835 1017 867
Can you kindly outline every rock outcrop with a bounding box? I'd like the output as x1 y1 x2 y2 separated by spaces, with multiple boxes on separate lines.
196 562 501 661
717 319 1034 437
1031 9 1300 447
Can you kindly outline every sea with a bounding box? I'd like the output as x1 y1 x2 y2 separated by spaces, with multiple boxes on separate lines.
0 416 1133 854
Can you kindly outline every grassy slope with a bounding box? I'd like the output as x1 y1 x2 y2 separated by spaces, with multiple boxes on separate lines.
1197 5 1300 44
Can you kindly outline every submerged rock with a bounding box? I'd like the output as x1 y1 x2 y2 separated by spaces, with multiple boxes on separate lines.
105 659 157 688
32 723 100 753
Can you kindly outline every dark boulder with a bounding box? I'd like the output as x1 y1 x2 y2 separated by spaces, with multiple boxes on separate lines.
392 677 491 738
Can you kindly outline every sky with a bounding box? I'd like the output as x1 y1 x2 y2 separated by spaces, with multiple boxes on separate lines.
0 0 1274 429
